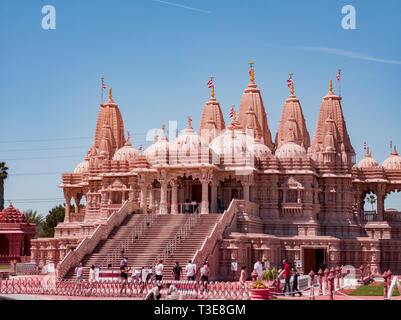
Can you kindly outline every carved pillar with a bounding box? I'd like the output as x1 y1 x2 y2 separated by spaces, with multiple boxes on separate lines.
140 185 147 212
377 184 385 221
211 179 218 213
160 181 168 214
148 186 154 210
74 193 82 214
243 182 250 202
64 190 72 223
200 178 209 214
170 180 178 214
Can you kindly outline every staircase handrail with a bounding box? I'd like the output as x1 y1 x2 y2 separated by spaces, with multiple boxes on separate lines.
191 199 243 276
56 200 133 279
100 213 159 268
152 207 200 267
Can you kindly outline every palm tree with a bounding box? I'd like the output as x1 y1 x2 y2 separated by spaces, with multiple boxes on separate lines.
367 194 377 211
0 162 8 211
24 210 44 237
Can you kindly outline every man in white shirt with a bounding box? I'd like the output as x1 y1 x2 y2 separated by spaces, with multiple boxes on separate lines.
155 259 164 281
253 259 263 281
185 260 196 281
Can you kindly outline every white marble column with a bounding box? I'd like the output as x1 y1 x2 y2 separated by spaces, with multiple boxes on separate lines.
160 182 168 214
171 180 178 214
201 179 209 214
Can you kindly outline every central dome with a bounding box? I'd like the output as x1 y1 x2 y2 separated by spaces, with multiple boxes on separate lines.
275 141 306 159
113 134 138 161
143 127 170 165
210 128 255 165
170 127 210 165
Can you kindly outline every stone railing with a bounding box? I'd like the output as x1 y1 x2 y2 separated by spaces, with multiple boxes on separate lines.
192 199 245 275
56 200 133 279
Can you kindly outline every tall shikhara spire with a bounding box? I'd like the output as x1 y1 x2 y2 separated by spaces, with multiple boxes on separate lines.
199 79 226 142
310 79 355 167
275 81 310 149
93 88 126 158
237 62 274 150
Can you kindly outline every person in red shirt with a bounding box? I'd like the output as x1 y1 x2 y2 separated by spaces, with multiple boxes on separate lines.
282 259 291 295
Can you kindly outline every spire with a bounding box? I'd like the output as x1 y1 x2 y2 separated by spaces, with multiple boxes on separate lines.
109 87 113 100
238 62 274 150
161 123 168 141
275 85 310 149
329 79 333 92
392 145 398 156
228 105 242 130
365 146 371 157
310 85 355 167
199 83 226 141
245 106 261 139
188 116 193 129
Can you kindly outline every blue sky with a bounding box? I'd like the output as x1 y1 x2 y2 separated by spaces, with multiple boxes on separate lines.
1 0 400 214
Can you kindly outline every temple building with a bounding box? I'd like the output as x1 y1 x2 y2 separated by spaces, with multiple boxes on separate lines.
0 204 36 263
31 64 401 280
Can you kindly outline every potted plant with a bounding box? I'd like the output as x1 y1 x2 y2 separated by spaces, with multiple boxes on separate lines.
249 281 271 300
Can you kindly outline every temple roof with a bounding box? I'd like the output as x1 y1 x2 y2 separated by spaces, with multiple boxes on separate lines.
382 146 401 169
237 64 274 150
199 94 226 141
275 84 310 150
0 204 28 224
358 147 379 169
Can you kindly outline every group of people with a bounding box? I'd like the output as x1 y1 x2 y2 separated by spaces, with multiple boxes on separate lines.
251 258 303 297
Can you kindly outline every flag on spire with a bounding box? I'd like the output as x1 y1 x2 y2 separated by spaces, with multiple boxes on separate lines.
229 106 235 118
139 144 143 151
287 73 293 88
102 77 106 89
390 140 393 150
337 69 341 81
207 79 213 88
364 141 367 151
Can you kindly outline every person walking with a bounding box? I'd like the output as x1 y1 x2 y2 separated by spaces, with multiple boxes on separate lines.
89 265 96 289
253 258 263 281
155 259 164 281
200 262 210 283
172 261 182 281
119 261 131 295
282 259 291 296
239 266 247 283
291 268 303 297
74 263 83 295
185 260 196 281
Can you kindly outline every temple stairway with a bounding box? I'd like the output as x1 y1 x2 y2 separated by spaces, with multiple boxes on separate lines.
64 214 221 280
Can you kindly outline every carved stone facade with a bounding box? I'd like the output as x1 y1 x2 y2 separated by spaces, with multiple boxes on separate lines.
31 72 401 276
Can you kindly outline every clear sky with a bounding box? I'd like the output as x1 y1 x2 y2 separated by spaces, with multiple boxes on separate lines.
1 0 400 215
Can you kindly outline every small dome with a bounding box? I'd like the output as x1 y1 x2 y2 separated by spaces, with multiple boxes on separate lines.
210 128 255 164
74 156 90 173
113 134 138 161
358 148 379 169
0 204 27 224
143 127 170 165
275 142 306 159
253 139 273 159
170 126 210 165
382 147 401 169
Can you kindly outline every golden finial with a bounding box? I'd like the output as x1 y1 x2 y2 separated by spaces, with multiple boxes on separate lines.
249 62 255 83
127 131 130 141
329 79 333 92
188 116 192 128
290 82 294 95
109 87 113 99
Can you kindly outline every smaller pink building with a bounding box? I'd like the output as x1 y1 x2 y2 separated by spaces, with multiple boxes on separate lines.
0 204 36 263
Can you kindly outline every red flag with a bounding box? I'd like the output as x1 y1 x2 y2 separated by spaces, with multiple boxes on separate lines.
102 78 106 89
207 79 213 88
287 75 293 87
364 141 367 150
337 71 341 81
229 108 235 118
390 140 393 149
139 144 143 151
